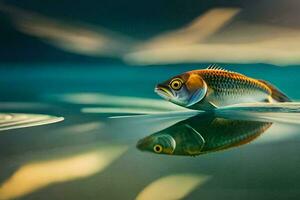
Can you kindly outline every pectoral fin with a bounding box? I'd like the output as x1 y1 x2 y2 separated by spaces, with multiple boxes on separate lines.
184 124 205 151
186 82 208 107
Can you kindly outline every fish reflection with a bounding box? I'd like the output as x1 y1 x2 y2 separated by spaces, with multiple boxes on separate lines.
137 114 272 156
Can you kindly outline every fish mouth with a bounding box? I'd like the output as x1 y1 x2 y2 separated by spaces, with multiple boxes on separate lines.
136 139 145 150
136 137 151 151
154 85 173 100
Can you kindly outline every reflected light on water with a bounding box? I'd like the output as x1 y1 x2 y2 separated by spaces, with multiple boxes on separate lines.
48 93 185 111
136 174 210 200
82 107 163 114
253 123 300 144
0 145 128 200
216 102 300 125
55 122 104 134
0 113 63 131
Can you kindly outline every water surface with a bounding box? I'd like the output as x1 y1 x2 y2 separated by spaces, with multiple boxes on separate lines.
0 64 300 200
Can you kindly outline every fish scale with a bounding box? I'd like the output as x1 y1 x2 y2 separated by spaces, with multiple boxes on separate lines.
195 69 272 107
201 119 272 152
136 114 274 156
155 66 291 111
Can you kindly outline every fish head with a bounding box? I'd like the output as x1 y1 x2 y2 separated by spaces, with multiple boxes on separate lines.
155 72 207 108
136 123 205 156
136 133 176 155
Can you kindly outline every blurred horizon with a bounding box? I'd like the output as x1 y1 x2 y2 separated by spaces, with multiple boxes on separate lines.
1 0 300 66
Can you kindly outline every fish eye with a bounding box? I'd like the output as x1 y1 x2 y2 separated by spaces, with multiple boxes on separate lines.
153 144 163 153
170 78 183 90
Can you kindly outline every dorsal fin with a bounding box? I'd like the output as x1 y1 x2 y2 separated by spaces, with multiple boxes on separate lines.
206 64 228 71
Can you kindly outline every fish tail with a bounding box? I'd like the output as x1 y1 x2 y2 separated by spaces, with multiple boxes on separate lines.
258 80 292 102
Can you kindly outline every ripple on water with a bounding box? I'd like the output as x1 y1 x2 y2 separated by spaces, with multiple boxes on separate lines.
0 113 63 131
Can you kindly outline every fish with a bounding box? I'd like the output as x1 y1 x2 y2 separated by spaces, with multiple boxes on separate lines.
155 64 291 111
136 113 272 156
